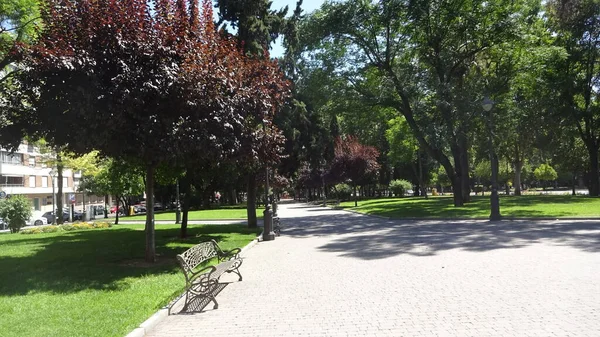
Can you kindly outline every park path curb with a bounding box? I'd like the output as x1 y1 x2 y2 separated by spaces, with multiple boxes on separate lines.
124 233 262 337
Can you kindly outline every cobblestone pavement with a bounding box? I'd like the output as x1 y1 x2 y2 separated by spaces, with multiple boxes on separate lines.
146 203 600 337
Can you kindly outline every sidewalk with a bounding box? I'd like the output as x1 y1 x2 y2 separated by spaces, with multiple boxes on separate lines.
145 203 600 337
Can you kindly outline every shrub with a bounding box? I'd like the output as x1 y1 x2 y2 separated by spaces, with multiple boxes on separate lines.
332 183 353 200
0 195 33 233
93 222 111 228
389 179 412 197
20 221 112 234
61 224 75 231
20 227 42 234
41 225 59 233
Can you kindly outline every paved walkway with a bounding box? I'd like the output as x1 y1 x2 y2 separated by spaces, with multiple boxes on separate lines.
146 203 600 337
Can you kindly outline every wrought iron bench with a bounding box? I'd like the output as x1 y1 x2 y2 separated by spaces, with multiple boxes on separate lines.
176 240 243 310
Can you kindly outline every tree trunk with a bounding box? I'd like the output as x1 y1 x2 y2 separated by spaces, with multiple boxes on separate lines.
418 150 428 199
57 158 64 224
247 173 257 228
115 195 119 225
104 195 108 218
181 205 189 238
451 174 463 206
514 161 523 196
354 185 358 207
586 143 600 196
145 166 156 263
180 178 191 238
228 187 236 206
458 140 471 203
572 172 577 196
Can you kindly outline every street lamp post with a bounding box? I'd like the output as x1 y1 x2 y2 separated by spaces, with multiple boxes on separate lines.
482 97 501 220
263 165 275 241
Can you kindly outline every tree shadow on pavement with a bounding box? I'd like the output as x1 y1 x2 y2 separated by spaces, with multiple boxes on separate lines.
280 208 600 260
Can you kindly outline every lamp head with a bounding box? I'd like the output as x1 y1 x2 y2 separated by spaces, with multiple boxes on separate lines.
482 97 494 112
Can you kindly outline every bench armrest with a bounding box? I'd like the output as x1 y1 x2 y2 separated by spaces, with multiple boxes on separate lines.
189 265 217 284
218 247 241 262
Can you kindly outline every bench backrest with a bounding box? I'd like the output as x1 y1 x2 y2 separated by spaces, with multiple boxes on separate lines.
177 240 220 275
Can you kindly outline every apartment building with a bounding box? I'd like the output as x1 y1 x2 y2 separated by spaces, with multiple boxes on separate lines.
0 143 103 212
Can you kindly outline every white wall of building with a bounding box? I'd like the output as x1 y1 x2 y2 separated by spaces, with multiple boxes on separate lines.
0 142 101 213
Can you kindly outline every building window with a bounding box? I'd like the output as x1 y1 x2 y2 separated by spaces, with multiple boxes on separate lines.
46 196 52 205
28 157 35 167
42 176 48 188
29 176 36 187
0 175 24 187
0 151 22 165
63 177 68 187
33 198 40 211
27 144 34 153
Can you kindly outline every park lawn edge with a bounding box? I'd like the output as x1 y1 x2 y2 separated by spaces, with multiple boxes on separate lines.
337 195 600 219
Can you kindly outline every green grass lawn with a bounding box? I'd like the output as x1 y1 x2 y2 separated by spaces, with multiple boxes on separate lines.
339 195 600 219
125 206 263 221
0 224 259 337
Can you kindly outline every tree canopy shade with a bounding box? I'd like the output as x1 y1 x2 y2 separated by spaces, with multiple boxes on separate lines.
546 0 600 196
0 0 39 83
4 0 289 262
300 0 541 206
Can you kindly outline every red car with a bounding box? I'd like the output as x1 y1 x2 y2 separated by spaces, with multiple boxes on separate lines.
110 205 124 214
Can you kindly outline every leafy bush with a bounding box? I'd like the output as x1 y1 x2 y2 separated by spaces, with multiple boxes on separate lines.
93 222 111 228
20 227 42 234
534 163 558 186
0 195 33 233
389 179 412 197
20 221 112 234
332 183 353 200
41 225 59 233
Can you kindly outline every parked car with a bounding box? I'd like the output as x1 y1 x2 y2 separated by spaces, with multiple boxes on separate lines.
62 208 83 221
29 212 49 226
94 206 105 215
110 206 122 215
41 211 70 224
133 204 146 214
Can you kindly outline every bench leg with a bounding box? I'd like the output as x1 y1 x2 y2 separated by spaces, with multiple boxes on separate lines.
207 293 219 309
231 268 242 281
181 290 191 311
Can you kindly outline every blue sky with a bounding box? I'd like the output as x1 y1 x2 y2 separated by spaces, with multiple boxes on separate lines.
269 0 326 57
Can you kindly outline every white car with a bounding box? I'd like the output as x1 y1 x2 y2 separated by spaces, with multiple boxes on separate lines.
29 212 49 226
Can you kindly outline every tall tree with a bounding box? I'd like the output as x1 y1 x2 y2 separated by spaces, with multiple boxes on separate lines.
547 0 600 196
6 0 287 261
301 0 536 206
216 0 290 227
328 136 380 206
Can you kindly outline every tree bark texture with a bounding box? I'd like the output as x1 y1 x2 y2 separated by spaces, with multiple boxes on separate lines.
180 178 191 238
145 166 156 263
586 142 599 196
247 173 257 228
57 158 64 225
